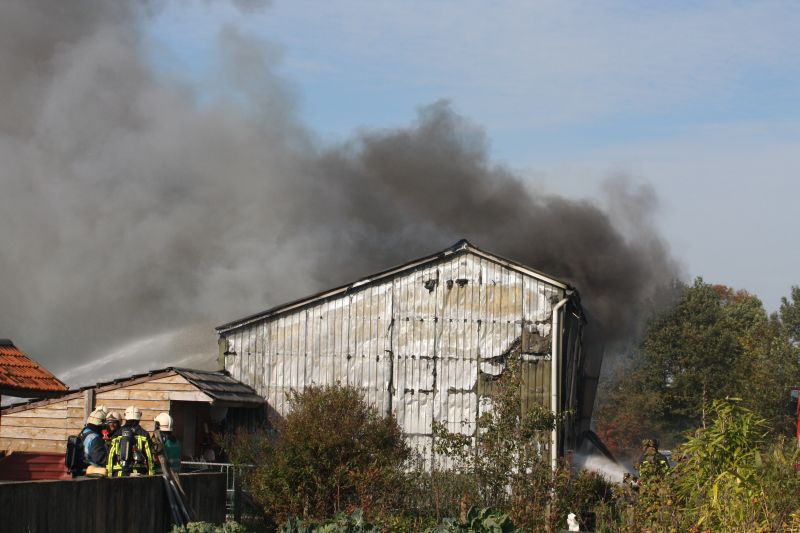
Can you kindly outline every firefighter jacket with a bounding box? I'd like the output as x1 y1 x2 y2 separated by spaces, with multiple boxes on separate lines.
80 426 108 468
162 435 182 473
637 447 670 477
106 423 156 477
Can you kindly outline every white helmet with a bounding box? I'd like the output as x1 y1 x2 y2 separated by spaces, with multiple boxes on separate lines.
106 411 121 423
155 412 173 432
124 405 142 421
86 408 106 426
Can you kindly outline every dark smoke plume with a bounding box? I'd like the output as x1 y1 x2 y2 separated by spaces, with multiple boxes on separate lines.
0 1 679 383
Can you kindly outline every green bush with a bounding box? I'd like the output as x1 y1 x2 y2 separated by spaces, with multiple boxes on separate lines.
605 399 800 532
170 521 251 533
431 354 596 531
672 399 800 532
424 507 519 533
279 509 378 533
230 386 409 525
279 507 518 533
222 370 800 532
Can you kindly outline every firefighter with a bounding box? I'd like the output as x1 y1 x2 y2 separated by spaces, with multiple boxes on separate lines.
637 438 670 475
79 408 109 477
106 405 156 477
102 411 121 442
154 412 182 473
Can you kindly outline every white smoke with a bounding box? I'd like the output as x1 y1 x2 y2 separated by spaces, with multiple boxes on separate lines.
58 324 219 387
574 453 634 483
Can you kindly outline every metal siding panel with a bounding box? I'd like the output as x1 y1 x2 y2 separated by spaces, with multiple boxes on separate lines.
286 315 295 391
305 303 314 384
361 286 372 404
247 325 255 394
278 315 290 413
445 392 477 435
267 319 278 412
322 299 333 387
339 295 348 386
232 332 242 383
345 294 355 387
433 258 470 443
295 311 306 389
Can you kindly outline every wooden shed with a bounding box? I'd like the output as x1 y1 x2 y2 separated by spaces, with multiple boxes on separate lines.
0 367 264 460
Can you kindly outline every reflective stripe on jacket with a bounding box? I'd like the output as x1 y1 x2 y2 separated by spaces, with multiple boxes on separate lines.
106 433 156 477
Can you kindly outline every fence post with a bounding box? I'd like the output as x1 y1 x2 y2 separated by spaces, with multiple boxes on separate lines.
233 467 243 522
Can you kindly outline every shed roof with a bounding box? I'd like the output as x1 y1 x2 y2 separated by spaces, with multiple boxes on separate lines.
171 367 265 406
217 239 572 334
1 366 263 414
0 339 68 397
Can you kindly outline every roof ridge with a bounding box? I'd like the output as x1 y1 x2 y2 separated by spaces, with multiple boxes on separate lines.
216 238 570 334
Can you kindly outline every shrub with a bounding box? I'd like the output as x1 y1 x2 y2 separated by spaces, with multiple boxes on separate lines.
279 507 518 533
431 353 582 531
605 399 800 532
234 386 409 525
672 399 800 532
279 509 379 533
423 507 520 533
170 521 251 533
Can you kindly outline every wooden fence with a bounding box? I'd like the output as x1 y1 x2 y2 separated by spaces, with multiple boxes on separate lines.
0 472 226 533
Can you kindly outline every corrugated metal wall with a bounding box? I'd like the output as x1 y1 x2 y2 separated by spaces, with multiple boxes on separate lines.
222 251 567 462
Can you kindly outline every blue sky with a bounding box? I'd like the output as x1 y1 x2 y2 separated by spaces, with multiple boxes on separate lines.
147 0 800 310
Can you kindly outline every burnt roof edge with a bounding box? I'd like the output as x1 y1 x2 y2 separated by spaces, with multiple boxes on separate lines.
216 239 572 335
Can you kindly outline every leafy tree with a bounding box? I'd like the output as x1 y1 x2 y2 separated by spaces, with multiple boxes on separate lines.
780 285 800 343
597 279 800 456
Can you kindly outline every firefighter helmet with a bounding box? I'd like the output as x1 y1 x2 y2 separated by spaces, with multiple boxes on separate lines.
155 412 173 432
86 408 106 426
124 405 142 421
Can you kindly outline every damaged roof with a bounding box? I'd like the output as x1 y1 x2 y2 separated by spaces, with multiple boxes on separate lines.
217 238 572 334
0 339 68 397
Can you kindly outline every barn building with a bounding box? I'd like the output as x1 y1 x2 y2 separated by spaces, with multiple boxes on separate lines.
216 240 604 467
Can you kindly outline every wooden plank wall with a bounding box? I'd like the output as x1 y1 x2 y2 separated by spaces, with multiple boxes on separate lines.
0 395 83 453
0 373 211 453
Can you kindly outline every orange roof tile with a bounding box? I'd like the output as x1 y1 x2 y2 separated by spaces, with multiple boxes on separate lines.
0 340 68 396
